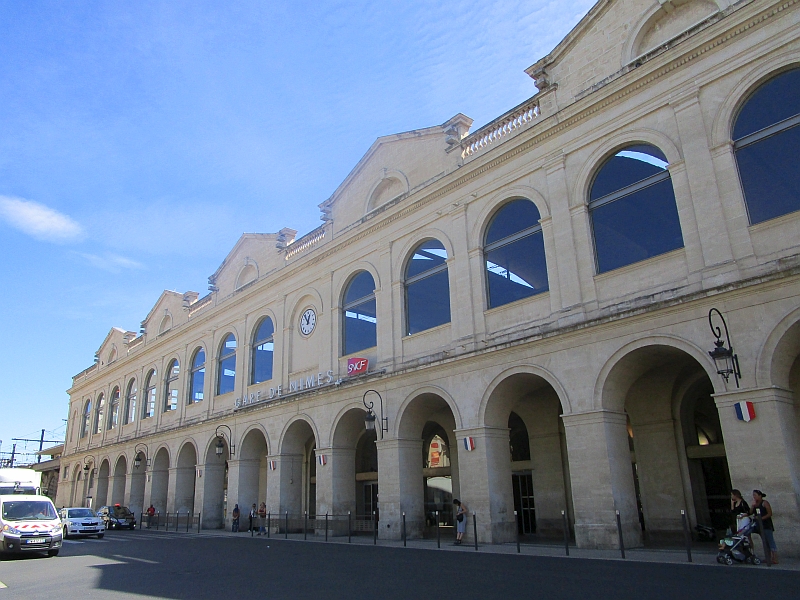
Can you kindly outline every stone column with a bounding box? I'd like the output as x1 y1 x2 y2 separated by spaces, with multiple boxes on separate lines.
454 426 516 544
329 448 357 516
562 410 642 549
105 475 117 505
450 204 476 342
376 438 423 540
314 448 333 517
231 458 262 513
272 453 303 515
715 387 800 556
173 467 197 515
166 467 179 513
265 454 282 515
201 462 226 529
529 431 569 536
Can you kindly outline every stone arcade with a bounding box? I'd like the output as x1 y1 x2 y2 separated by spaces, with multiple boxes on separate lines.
57 0 800 555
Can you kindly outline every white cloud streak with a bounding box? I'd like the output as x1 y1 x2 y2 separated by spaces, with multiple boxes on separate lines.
0 195 84 242
74 252 146 273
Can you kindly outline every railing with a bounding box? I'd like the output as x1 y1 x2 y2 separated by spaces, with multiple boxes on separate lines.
139 511 201 533
461 98 540 158
187 294 213 317
285 226 326 260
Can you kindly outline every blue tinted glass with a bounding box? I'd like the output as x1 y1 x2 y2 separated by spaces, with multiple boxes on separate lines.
192 349 205 369
736 125 800 224
344 298 377 355
592 177 683 273
222 334 237 354
590 145 669 201
345 271 376 305
733 69 800 140
218 355 236 395
485 200 541 245
252 340 274 384
168 360 179 378
191 368 205 402
255 318 274 343
486 232 549 308
406 240 448 278
407 270 451 334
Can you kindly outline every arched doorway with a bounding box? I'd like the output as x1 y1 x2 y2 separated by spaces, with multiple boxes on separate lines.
96 460 110 507
202 437 229 529
237 429 269 521
484 372 573 540
150 447 170 515
279 419 317 520
175 443 197 515
396 392 459 539
129 452 146 515
331 408 374 531
111 456 127 506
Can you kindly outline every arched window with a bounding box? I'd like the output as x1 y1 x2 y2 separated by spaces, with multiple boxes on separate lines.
189 348 205 404
484 199 549 308
93 394 105 435
589 144 683 273
124 380 137 425
164 359 180 412
733 68 800 224
251 319 275 384
143 369 157 419
80 400 91 439
405 240 451 335
342 271 377 355
217 334 237 395
108 387 120 430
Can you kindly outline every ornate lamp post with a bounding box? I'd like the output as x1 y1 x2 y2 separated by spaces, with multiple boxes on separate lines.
708 308 741 388
82 455 96 476
215 425 235 458
133 443 150 469
363 390 388 439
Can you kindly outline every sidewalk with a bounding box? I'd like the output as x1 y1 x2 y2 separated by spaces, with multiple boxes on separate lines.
135 527 800 571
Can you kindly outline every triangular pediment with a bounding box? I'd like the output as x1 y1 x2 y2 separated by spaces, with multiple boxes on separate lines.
95 327 135 367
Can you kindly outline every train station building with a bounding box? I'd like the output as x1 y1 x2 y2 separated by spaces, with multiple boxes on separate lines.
57 0 800 555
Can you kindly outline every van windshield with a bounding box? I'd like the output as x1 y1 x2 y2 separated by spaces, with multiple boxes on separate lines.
2 500 58 521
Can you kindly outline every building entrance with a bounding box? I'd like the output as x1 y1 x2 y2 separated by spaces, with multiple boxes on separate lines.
512 471 535 535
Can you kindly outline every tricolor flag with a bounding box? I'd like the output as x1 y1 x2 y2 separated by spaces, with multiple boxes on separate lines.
463 436 475 451
735 401 756 422
268 460 276 471
317 454 327 466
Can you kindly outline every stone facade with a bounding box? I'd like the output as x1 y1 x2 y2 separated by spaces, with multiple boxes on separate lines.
57 0 800 555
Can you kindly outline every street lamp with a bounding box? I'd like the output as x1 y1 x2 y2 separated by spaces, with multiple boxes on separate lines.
133 443 150 469
215 425 235 458
708 308 741 388
362 390 388 439
83 455 96 476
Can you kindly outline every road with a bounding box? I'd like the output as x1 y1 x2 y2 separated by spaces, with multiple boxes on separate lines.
0 530 797 599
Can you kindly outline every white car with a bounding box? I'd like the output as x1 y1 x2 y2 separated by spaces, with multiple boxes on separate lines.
59 507 104 539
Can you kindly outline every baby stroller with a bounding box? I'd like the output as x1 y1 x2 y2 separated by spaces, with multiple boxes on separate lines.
717 519 761 565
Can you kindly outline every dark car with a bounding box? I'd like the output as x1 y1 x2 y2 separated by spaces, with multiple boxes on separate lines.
97 504 137 529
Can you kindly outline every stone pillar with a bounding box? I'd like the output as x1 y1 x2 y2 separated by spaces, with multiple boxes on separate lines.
529 431 568 536
454 426 516 544
231 458 262 512
715 387 800 557
314 448 333 517
329 448 357 516
105 475 117 505
265 454 282 514
376 438 423 540
166 467 179 513
450 204 476 342
201 462 226 529
274 453 303 515
173 467 196 515
562 410 642 549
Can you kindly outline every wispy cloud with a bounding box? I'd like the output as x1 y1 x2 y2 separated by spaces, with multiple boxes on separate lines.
0 195 84 242
74 251 146 273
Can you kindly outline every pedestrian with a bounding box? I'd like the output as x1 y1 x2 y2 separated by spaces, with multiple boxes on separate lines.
453 499 468 545
249 503 257 533
730 489 750 532
146 504 155 529
232 504 240 532
258 502 267 535
750 489 778 564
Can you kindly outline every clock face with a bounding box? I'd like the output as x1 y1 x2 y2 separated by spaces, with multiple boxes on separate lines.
299 308 317 336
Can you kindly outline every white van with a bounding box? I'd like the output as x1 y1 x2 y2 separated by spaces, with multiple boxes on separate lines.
0 468 62 557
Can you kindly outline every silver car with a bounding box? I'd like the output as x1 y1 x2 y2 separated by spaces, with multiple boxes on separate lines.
59 507 104 539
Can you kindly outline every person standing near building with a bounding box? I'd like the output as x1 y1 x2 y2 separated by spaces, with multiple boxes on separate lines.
249 503 257 533
257 502 267 535
146 504 155 529
232 504 240 532
750 490 778 564
453 499 468 545
730 489 750 532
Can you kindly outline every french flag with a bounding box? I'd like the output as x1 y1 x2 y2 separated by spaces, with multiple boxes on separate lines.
735 401 756 422
463 437 475 452
268 460 276 471
317 454 327 466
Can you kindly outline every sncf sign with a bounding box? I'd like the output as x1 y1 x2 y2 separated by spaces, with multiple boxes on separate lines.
347 357 369 376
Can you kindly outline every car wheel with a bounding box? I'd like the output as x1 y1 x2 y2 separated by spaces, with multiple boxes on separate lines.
48 549 60 557
63 526 69 539
97 532 104 539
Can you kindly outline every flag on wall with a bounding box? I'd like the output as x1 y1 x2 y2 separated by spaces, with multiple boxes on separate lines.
317 454 327 466
268 460 276 471
735 401 756 422
463 436 475 451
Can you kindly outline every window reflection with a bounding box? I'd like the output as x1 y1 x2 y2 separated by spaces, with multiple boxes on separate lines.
189 348 205 404
343 271 377 355
124 380 137 425
93 394 105 435
143 370 157 419
108 387 120 430
164 359 179 412
218 334 237 395
405 240 451 335
252 319 275 384
81 400 91 438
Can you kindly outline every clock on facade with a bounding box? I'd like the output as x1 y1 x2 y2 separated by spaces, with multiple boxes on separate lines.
299 308 317 336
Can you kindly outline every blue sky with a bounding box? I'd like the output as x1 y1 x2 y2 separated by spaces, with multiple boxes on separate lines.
0 0 594 461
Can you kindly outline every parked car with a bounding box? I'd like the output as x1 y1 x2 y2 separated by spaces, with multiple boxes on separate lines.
59 507 104 539
97 505 137 530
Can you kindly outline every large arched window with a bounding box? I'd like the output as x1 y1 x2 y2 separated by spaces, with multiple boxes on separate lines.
80 400 91 439
108 387 120 430
124 380 137 425
589 144 683 273
484 199 549 308
218 334 237 395
251 319 275 384
164 359 180 412
342 271 377 355
189 348 205 404
405 240 451 335
93 394 105 435
143 369 157 419
733 68 800 224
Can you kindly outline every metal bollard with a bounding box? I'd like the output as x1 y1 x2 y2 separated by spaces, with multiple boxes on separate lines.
755 512 772 567
267 512 271 538
562 510 570 556
680 510 692 562
197 512 201 534
285 511 288 540
402 512 406 547
325 513 328 542
348 511 351 544
515 511 520 553
615 510 625 559
436 510 440 548
304 511 308 540
473 513 478 551
186 512 190 533
373 511 377 545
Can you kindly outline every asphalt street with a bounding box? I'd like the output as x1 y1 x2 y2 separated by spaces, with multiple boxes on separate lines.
0 530 797 600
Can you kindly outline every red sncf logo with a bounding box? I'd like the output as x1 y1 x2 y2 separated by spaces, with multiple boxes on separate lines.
347 357 369 375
